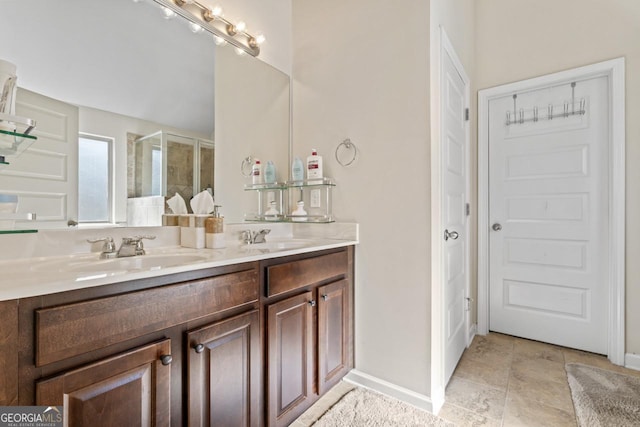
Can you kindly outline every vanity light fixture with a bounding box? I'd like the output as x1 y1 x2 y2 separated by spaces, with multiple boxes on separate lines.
153 0 262 56
162 6 176 19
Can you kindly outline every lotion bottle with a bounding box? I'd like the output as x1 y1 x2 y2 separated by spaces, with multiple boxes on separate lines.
306 149 323 182
251 159 262 184
291 201 307 222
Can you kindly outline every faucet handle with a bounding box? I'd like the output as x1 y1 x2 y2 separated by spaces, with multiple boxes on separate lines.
134 235 156 241
87 237 116 257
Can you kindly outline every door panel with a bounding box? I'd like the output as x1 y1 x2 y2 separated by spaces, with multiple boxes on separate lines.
442 43 468 384
318 280 349 395
187 310 260 427
36 339 171 427
489 76 609 354
267 292 313 427
1 88 79 228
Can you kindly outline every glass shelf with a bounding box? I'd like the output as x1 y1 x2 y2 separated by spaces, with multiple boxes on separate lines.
243 182 287 191
0 129 38 165
244 178 336 223
285 177 336 187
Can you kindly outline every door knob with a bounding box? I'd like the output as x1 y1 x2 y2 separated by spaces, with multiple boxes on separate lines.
492 223 502 231
444 229 459 241
160 355 173 366
194 343 205 354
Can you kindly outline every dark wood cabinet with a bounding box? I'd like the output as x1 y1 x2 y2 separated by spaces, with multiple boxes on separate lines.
187 310 261 427
2 246 354 426
267 291 315 427
264 248 354 427
318 280 350 395
36 339 172 427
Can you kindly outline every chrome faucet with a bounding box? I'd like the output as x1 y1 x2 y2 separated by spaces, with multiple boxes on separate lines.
117 235 156 257
87 237 117 259
241 229 271 244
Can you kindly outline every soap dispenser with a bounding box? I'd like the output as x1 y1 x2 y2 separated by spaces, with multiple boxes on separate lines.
205 205 225 249
291 201 307 222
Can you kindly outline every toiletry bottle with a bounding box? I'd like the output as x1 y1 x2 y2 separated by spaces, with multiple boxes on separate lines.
264 160 276 184
265 200 279 219
291 157 304 182
291 200 307 222
307 149 323 182
252 159 262 185
206 205 225 248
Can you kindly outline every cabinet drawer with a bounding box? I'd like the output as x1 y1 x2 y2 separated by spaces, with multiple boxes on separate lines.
266 251 348 298
35 268 258 366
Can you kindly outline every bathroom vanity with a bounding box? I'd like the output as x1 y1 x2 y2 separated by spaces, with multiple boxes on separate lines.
0 233 355 427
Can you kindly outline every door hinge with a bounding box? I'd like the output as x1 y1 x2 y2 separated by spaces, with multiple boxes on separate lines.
465 297 473 312
465 203 470 216
465 108 470 121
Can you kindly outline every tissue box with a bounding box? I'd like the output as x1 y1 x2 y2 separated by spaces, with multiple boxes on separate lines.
179 215 208 249
162 214 179 226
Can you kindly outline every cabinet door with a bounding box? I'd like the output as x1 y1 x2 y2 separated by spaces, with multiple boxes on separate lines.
187 310 260 427
267 291 314 427
36 339 172 427
318 280 350 395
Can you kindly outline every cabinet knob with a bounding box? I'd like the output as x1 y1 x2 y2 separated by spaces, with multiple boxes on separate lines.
308 300 316 307
160 354 173 366
322 294 328 301
194 343 205 354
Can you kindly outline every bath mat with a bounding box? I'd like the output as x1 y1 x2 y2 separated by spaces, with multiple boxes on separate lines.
312 387 454 427
565 363 640 427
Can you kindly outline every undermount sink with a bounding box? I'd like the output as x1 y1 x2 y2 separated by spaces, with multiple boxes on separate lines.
33 254 209 274
239 239 314 252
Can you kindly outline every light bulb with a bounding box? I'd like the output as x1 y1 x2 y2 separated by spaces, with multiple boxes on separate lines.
214 36 227 46
255 34 266 45
211 5 222 16
189 22 203 33
163 7 176 19
235 21 246 33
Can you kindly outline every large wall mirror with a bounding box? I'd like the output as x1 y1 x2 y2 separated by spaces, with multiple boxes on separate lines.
0 0 290 229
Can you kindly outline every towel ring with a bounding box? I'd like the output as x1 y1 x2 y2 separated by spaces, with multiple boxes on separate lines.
240 156 253 177
335 138 357 167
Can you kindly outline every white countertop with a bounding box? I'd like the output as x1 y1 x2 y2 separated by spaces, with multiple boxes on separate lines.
0 236 357 301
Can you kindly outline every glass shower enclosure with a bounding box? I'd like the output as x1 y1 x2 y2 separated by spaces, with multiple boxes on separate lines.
133 130 214 212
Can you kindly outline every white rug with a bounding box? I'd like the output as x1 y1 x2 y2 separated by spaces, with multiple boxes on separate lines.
312 387 454 427
566 363 640 427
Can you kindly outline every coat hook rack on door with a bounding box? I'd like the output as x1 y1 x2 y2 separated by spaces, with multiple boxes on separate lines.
505 81 587 126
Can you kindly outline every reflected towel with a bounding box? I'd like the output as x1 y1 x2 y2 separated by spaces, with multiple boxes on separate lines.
190 190 215 214
167 193 188 214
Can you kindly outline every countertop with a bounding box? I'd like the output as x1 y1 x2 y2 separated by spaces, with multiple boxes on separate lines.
0 237 357 301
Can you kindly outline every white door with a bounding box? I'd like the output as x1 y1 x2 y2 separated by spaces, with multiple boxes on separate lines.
489 76 609 354
0 88 79 228
442 41 469 383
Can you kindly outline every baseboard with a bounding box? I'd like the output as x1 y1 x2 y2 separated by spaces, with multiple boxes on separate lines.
625 353 640 371
344 369 436 414
468 323 477 345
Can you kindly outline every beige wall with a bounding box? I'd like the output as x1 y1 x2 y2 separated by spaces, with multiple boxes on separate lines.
293 0 432 396
214 45 290 223
475 0 640 355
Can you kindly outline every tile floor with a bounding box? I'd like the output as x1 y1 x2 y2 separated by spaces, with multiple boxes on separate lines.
293 332 640 426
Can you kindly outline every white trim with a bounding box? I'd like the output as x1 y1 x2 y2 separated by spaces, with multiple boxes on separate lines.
625 353 640 372
477 58 626 364
344 370 439 414
468 323 477 344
